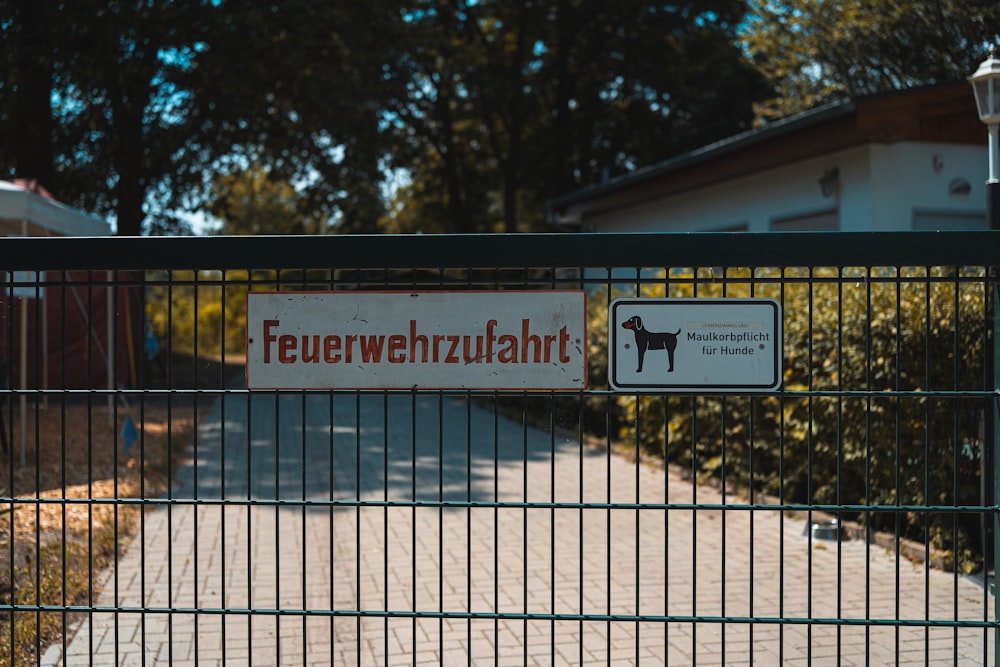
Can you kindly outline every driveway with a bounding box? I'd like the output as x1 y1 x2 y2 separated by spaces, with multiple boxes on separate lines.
54 391 995 665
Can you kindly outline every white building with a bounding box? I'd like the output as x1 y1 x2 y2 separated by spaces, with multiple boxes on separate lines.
547 82 988 233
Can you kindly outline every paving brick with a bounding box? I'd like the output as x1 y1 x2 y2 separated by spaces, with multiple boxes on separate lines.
57 393 996 665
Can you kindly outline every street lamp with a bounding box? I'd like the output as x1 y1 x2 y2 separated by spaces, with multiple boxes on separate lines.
970 45 1000 229
970 45 1000 594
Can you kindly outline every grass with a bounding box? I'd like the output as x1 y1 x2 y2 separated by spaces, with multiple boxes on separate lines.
0 352 241 666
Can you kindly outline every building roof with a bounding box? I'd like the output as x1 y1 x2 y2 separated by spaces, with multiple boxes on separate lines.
547 82 982 228
0 180 111 237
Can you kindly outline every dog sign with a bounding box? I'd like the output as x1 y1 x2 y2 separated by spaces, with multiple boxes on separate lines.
246 291 587 390
609 298 781 392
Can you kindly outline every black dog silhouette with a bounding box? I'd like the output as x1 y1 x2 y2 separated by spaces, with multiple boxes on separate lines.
622 315 680 373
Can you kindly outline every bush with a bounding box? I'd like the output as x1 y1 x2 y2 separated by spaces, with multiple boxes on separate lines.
588 266 988 571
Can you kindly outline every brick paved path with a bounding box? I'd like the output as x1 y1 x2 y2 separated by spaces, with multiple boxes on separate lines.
55 393 995 665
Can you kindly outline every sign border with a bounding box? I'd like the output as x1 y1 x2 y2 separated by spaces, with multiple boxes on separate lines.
609 297 782 393
246 289 588 391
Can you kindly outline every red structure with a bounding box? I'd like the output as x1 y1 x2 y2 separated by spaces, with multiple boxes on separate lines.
0 273 143 390
0 181 138 391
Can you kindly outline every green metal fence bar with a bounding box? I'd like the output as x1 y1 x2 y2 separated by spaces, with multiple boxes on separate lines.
0 231 997 271
993 265 1000 667
1 231 998 665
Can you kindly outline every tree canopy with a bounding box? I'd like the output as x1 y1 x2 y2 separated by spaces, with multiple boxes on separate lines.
1 0 771 235
386 0 769 232
11 1 995 235
743 0 1000 120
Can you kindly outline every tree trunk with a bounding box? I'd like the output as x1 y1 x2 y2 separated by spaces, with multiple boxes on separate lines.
10 0 54 188
112 105 147 236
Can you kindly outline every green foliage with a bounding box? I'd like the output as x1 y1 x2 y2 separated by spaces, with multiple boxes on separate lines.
0 0 219 235
145 270 256 359
188 1 403 234
386 0 768 233
208 167 334 235
144 268 346 360
588 266 989 570
582 285 625 438
1 0 768 236
742 0 1000 120
6 1 995 234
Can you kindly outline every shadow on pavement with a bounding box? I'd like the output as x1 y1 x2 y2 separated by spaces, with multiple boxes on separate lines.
171 391 604 507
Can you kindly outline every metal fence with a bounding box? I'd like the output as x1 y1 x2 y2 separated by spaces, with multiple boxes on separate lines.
1 231 998 665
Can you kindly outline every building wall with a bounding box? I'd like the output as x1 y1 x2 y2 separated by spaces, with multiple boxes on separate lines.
584 141 986 233
869 142 985 230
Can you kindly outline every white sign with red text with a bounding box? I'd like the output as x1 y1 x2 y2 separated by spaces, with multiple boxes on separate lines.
246 291 587 390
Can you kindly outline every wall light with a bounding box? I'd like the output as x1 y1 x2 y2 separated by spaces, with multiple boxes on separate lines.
819 168 839 198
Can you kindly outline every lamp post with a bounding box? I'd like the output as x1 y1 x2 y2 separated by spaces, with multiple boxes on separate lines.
970 45 1000 229
970 46 1000 602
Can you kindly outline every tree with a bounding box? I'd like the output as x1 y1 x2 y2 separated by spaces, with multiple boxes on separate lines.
0 0 217 235
537 0 769 189
207 167 331 236
0 0 56 187
2 0 768 236
743 0 1000 120
185 0 408 234
387 0 769 233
